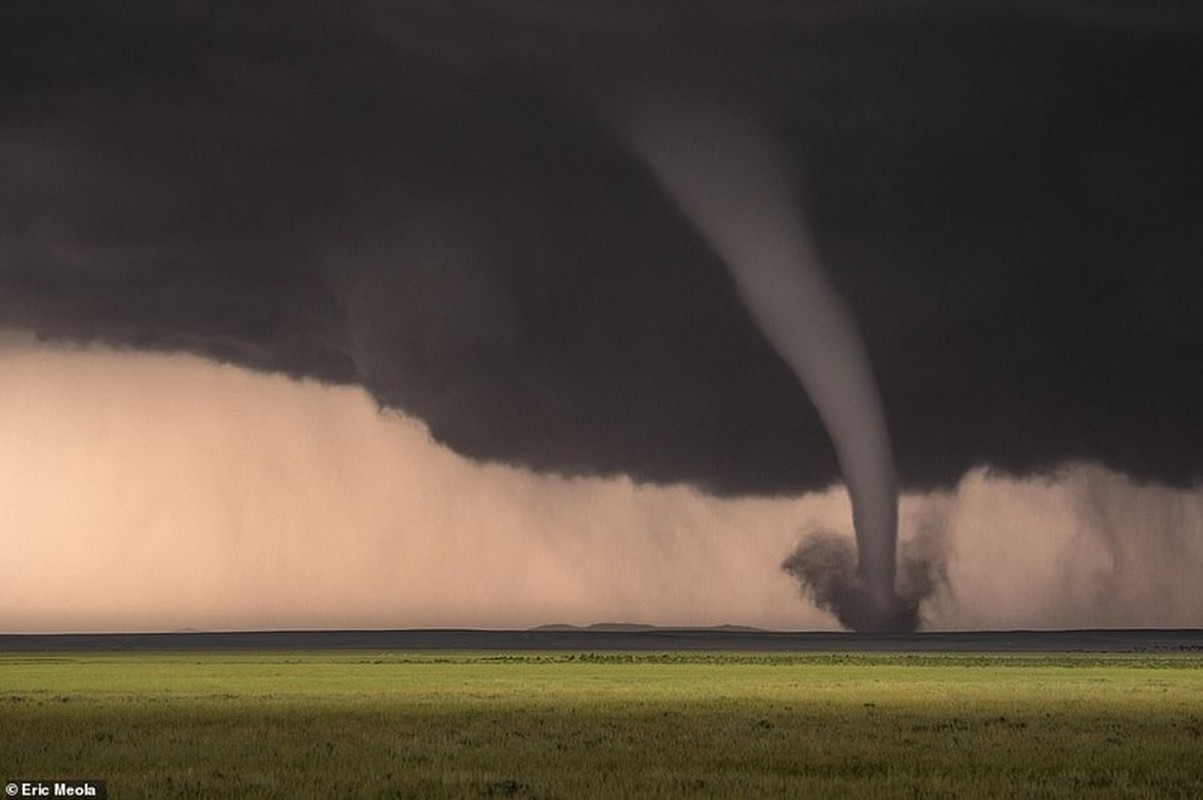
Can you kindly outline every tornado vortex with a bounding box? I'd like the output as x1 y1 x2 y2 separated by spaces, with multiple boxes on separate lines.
617 97 909 630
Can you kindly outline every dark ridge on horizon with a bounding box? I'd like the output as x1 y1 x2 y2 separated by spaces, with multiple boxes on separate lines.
531 623 764 633
533 622 658 632
2 628 1201 653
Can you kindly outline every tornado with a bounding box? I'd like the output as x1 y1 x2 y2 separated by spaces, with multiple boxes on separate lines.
616 97 904 630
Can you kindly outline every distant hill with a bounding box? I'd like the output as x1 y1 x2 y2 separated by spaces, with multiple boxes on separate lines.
532 623 765 633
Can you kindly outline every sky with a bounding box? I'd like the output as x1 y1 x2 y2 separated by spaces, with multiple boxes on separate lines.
1 2 1201 632
2 344 1200 633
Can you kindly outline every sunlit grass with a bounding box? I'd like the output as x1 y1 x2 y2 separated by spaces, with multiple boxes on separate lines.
1 652 1201 797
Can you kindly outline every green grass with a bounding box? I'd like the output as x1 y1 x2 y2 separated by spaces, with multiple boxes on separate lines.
1 651 1201 798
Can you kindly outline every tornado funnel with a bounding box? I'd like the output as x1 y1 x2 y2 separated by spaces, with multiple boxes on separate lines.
616 97 904 629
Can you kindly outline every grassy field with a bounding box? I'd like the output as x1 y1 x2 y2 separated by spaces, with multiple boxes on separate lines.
1 651 1201 798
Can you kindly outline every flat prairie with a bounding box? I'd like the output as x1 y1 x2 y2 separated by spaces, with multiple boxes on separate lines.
1 647 1201 798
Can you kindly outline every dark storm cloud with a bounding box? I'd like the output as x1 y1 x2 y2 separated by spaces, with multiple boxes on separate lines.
2 1 1200 494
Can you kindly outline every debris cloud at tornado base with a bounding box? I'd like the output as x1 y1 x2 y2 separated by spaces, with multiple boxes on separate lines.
782 523 950 632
